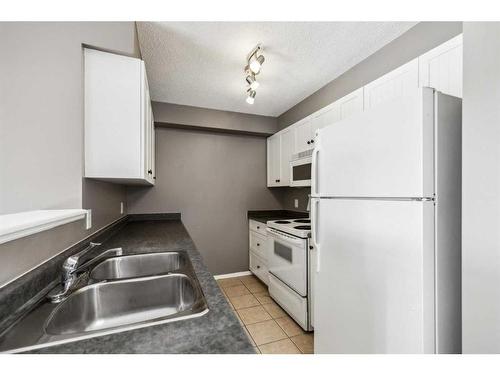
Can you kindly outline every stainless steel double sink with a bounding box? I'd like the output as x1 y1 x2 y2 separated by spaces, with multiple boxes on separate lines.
0 251 208 353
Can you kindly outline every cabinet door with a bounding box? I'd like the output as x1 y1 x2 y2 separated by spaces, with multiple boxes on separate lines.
84 48 142 179
419 34 462 98
295 120 313 153
363 58 419 109
312 87 364 137
267 134 281 186
279 128 295 186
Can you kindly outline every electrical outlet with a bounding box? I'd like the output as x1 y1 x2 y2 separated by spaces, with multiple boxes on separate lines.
85 209 92 230
294 199 299 208
120 202 124 215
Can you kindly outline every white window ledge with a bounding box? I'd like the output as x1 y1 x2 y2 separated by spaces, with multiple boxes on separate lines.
0 209 89 245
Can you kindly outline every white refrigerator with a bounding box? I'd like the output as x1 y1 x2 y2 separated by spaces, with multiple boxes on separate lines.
311 88 462 354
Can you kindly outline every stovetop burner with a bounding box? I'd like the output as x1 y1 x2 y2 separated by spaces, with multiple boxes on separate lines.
294 219 311 223
274 220 292 224
294 225 311 230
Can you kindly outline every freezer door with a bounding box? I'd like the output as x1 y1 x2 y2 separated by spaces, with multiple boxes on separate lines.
313 88 435 198
313 198 436 353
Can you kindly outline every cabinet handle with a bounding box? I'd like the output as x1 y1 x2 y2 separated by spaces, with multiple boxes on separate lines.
307 141 311 145
257 226 260 229
277 179 280 183
311 139 315 143
257 265 261 269
257 243 260 247
148 169 152 174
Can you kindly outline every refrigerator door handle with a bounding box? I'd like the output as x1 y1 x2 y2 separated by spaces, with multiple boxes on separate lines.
311 146 320 197
311 198 321 272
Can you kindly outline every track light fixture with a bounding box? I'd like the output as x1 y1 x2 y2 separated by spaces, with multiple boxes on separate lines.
244 44 264 104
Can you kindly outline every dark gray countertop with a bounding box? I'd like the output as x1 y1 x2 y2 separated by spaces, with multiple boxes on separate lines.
248 210 309 224
27 219 256 354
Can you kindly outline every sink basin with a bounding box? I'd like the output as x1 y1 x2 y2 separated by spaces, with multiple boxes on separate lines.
45 273 200 335
0 250 208 353
90 251 187 281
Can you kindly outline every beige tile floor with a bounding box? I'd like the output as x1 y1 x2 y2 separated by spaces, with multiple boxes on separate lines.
217 274 314 354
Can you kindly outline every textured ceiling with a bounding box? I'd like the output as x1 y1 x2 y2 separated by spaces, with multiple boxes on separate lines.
137 22 417 117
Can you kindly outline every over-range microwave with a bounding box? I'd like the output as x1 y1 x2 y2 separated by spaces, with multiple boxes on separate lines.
290 149 312 187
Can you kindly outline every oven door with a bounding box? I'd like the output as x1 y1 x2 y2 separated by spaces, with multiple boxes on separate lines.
267 228 307 296
290 157 312 187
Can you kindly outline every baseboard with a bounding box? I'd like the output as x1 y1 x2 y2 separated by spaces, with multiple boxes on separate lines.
213 270 252 280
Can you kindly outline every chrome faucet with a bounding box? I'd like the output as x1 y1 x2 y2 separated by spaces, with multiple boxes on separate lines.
48 242 123 303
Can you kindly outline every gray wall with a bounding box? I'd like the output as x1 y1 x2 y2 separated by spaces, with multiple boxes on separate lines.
153 102 278 136
462 22 500 353
0 22 140 287
278 22 463 129
279 188 311 212
127 127 283 275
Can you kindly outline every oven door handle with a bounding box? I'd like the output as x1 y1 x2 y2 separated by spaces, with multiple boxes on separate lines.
266 228 305 246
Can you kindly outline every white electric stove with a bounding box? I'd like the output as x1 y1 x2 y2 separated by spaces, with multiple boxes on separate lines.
266 218 311 238
265 217 313 331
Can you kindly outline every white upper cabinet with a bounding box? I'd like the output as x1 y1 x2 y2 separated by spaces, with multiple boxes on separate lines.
267 134 281 186
279 128 295 186
419 34 463 98
363 58 419 109
312 88 364 137
84 48 155 185
266 35 462 188
295 120 313 153
295 87 364 154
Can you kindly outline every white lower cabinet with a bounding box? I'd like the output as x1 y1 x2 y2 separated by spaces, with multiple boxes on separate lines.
248 219 269 285
249 231 267 260
249 251 269 285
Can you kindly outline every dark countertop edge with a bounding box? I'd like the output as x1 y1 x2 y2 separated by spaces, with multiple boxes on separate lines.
247 210 309 224
0 213 255 354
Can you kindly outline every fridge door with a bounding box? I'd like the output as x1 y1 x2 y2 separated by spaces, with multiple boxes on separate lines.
313 88 435 198
314 198 435 353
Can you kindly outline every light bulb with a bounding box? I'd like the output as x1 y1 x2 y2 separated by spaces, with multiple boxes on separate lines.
249 60 261 74
249 55 265 74
246 90 256 104
250 80 260 90
246 74 260 90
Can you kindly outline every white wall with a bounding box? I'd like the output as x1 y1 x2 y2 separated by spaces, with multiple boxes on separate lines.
462 22 500 353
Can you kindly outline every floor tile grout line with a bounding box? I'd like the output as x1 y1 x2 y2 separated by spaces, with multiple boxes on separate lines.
257 337 302 354
220 276 311 354
245 318 289 347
